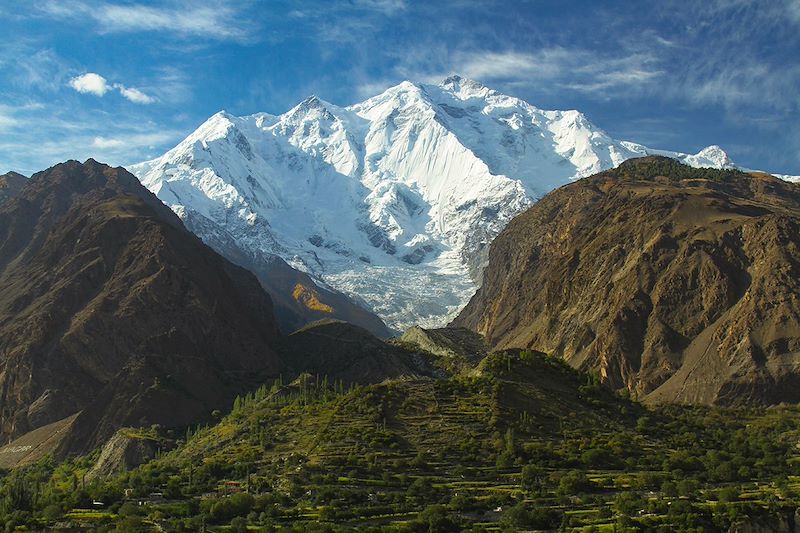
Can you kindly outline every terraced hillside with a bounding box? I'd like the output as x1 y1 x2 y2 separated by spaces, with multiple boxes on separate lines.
4 350 800 532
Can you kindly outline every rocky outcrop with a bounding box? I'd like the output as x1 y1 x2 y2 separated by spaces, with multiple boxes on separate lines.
0 414 78 469
454 157 800 406
728 508 799 532
86 428 167 480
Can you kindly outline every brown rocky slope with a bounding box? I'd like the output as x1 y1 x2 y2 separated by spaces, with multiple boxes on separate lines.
0 160 284 454
453 156 800 406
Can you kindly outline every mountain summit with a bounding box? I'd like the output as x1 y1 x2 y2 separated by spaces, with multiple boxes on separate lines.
132 77 738 330
0 171 27 204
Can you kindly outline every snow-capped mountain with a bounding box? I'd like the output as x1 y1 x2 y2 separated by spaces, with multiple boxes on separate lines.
131 75 739 331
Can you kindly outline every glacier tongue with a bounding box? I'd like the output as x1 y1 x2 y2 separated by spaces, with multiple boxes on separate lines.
130 75 739 331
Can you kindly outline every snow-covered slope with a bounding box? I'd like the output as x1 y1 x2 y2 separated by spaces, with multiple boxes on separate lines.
131 75 742 331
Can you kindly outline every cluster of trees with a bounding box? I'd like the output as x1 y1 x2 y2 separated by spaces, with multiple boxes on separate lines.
607 156 747 183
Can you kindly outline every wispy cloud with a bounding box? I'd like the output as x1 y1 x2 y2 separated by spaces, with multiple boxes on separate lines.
69 72 156 104
37 1 252 42
91 131 176 152
0 113 17 131
283 0 409 45
0 45 70 92
92 137 125 149
453 49 663 95
145 67 191 104
352 0 407 14
115 85 156 104
349 47 664 102
455 50 564 80
789 0 800 20
0 113 183 174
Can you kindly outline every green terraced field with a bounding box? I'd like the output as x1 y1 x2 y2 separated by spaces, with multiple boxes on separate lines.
2 351 800 532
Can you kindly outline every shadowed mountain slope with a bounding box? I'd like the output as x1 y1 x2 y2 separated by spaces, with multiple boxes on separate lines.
283 319 437 384
0 160 284 455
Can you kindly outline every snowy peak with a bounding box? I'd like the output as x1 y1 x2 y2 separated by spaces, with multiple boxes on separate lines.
284 95 338 123
349 80 438 124
170 110 239 153
686 145 736 169
439 75 497 100
132 77 750 331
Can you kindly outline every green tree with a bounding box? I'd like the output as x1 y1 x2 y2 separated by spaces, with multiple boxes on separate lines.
556 470 591 496
418 504 459 532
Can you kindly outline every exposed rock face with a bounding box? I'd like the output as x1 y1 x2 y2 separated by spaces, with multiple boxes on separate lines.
453 157 800 406
0 160 283 454
728 510 800 533
86 429 166 480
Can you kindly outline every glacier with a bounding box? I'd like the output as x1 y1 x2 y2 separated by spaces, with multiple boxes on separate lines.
131 75 741 332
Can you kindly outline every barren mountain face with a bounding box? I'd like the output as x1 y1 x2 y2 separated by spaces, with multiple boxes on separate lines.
454 157 800 406
0 160 283 454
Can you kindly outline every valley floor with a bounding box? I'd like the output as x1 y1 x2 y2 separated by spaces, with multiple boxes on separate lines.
2 351 799 532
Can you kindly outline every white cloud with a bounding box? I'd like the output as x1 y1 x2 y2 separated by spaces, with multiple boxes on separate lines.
682 62 800 113
115 85 156 104
68 73 155 104
148 67 190 104
91 131 180 152
354 79 397 99
0 116 183 174
456 50 562 80
0 105 29 131
68 72 110 96
790 0 800 20
0 47 70 92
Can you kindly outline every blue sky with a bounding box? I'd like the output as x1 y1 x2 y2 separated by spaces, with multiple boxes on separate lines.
1 0 799 175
